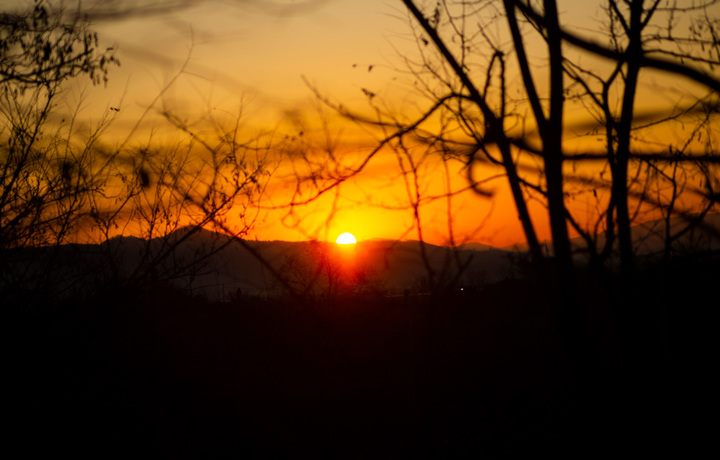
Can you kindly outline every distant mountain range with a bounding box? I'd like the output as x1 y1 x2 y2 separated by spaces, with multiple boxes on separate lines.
501 213 720 257
140 234 517 300
105 213 719 300
4 214 718 301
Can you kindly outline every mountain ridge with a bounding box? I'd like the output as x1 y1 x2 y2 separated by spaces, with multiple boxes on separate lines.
5 214 717 301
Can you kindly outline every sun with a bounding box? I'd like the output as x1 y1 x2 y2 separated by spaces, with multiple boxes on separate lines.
336 232 357 245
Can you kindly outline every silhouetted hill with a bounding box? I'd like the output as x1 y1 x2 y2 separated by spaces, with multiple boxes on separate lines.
503 213 720 258
158 235 516 299
3 213 718 302
0 227 517 302
626 212 720 255
457 241 496 252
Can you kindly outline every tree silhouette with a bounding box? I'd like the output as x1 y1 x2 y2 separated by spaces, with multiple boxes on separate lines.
0 0 123 307
0 0 118 250
391 0 720 376
0 1 281 305
293 0 719 376
397 0 718 269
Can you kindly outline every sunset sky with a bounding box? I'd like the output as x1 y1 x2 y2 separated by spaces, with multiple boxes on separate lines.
60 0 504 245
33 0 719 247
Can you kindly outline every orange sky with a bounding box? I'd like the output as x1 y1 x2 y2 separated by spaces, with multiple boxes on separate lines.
56 0 523 246
45 0 719 247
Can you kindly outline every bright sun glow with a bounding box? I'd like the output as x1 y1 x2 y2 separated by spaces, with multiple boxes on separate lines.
336 232 357 245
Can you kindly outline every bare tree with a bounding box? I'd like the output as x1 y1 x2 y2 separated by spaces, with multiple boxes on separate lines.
0 0 122 306
1 1 282 305
0 0 118 250
393 0 720 375
288 0 719 376
113 103 278 289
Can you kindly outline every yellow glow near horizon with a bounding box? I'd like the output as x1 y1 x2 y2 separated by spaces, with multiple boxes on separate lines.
336 232 357 245
51 1 719 249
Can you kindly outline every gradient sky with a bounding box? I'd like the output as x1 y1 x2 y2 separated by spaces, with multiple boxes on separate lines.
65 0 516 246
83 0 411 130
42 0 719 246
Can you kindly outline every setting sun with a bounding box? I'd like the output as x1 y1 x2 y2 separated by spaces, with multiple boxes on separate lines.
336 232 357 245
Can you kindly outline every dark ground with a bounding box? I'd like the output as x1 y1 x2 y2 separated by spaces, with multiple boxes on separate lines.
8 253 717 458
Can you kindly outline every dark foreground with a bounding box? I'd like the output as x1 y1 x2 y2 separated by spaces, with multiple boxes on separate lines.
8 255 716 458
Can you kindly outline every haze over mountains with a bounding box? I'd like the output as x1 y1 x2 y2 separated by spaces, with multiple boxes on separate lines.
505 213 720 255
93 213 720 300
99 232 515 300
5 214 718 302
